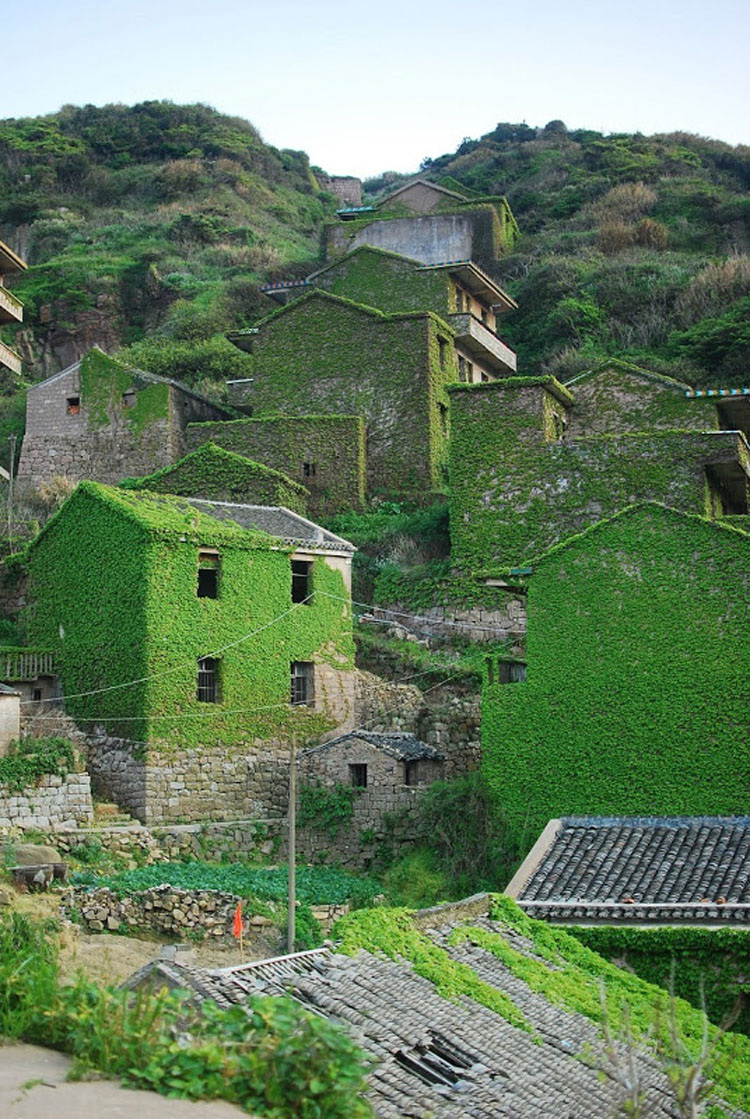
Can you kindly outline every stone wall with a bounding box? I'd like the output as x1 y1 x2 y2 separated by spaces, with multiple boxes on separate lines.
0 771 92 829
362 599 527 644
325 210 502 270
84 734 291 825
317 175 362 206
187 414 366 516
297 785 425 868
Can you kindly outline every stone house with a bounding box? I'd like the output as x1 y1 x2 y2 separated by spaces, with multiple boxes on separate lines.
448 361 750 572
0 237 25 377
122 442 310 515
221 289 458 501
260 245 518 380
300 729 444 790
481 503 750 839
324 177 519 272
24 481 357 823
17 347 232 488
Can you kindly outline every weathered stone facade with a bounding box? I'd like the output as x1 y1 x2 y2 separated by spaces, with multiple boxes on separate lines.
187 414 366 516
362 599 527 644
18 350 230 487
0 771 92 829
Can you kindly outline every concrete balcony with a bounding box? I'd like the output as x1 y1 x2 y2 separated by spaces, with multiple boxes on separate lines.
448 313 517 374
0 285 23 325
0 338 22 376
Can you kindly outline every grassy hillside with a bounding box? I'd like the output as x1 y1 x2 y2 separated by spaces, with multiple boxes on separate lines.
369 121 750 389
0 101 339 388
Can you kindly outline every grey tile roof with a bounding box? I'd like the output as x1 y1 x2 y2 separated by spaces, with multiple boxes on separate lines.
517 816 750 925
184 500 355 552
303 730 443 762
122 924 721 1118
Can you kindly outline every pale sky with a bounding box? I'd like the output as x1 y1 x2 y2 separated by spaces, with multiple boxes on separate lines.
6 0 749 178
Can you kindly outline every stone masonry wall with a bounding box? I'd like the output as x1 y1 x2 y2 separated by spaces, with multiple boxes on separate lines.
0 771 93 829
297 785 426 868
362 599 527 644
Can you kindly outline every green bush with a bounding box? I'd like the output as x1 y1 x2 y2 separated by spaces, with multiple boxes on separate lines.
0 912 372 1118
0 737 76 793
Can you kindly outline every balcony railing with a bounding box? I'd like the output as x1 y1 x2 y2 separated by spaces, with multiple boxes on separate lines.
448 313 517 374
0 286 23 325
0 339 22 376
0 648 55 681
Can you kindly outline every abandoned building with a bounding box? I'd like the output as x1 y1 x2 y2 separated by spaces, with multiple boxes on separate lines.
481 503 750 837
122 900 706 1119
24 481 357 823
122 442 310 514
220 289 458 501
0 237 25 377
300 729 444 790
323 177 519 272
506 815 750 926
17 347 232 487
448 361 750 572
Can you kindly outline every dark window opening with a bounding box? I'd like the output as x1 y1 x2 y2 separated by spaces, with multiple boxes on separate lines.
455 288 464 312
485 656 495 685
437 337 448 369
458 356 467 383
197 550 220 598
350 763 368 788
66 396 80 415
122 389 137 409
291 559 313 604
404 760 419 786
498 660 527 684
552 411 568 441
439 403 448 438
197 657 220 703
33 688 42 703
290 661 314 706
480 371 490 383
481 308 488 325
303 462 317 478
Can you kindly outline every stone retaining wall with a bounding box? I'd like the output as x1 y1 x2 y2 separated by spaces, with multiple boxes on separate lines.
0 772 92 829
68 883 348 939
363 600 527 644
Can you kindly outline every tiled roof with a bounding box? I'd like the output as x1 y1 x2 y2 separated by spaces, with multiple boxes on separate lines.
302 730 443 762
514 817 750 925
184 500 355 552
123 921 695 1118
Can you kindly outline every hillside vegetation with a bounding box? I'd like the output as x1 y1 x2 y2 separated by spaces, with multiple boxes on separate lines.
1 107 749 447
403 120 750 388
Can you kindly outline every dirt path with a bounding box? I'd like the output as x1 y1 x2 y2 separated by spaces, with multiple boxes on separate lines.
0 1043 249 1117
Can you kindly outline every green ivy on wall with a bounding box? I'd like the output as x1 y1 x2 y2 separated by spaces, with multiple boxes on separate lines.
78 348 170 437
481 504 750 841
25 482 355 750
121 442 310 515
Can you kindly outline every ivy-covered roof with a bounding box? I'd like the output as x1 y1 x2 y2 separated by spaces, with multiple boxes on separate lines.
562 357 694 392
230 287 455 337
510 816 750 925
123 442 309 498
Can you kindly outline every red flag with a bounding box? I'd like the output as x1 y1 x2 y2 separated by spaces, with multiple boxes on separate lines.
232 901 243 938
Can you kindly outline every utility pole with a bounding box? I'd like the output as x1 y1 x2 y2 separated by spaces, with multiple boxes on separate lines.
7 434 16 544
287 734 296 953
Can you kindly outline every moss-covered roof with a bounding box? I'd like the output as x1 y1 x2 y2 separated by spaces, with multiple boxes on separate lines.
122 442 308 498
447 375 574 406
562 357 694 393
230 287 455 337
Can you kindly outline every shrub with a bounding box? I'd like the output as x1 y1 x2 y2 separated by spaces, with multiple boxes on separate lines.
675 255 750 326
0 737 76 793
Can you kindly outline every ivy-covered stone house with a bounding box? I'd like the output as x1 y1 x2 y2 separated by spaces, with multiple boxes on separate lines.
18 348 232 487
214 289 459 502
482 503 750 841
324 177 519 272
258 245 518 381
121 442 310 515
24 481 357 823
449 361 750 573
0 237 25 377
